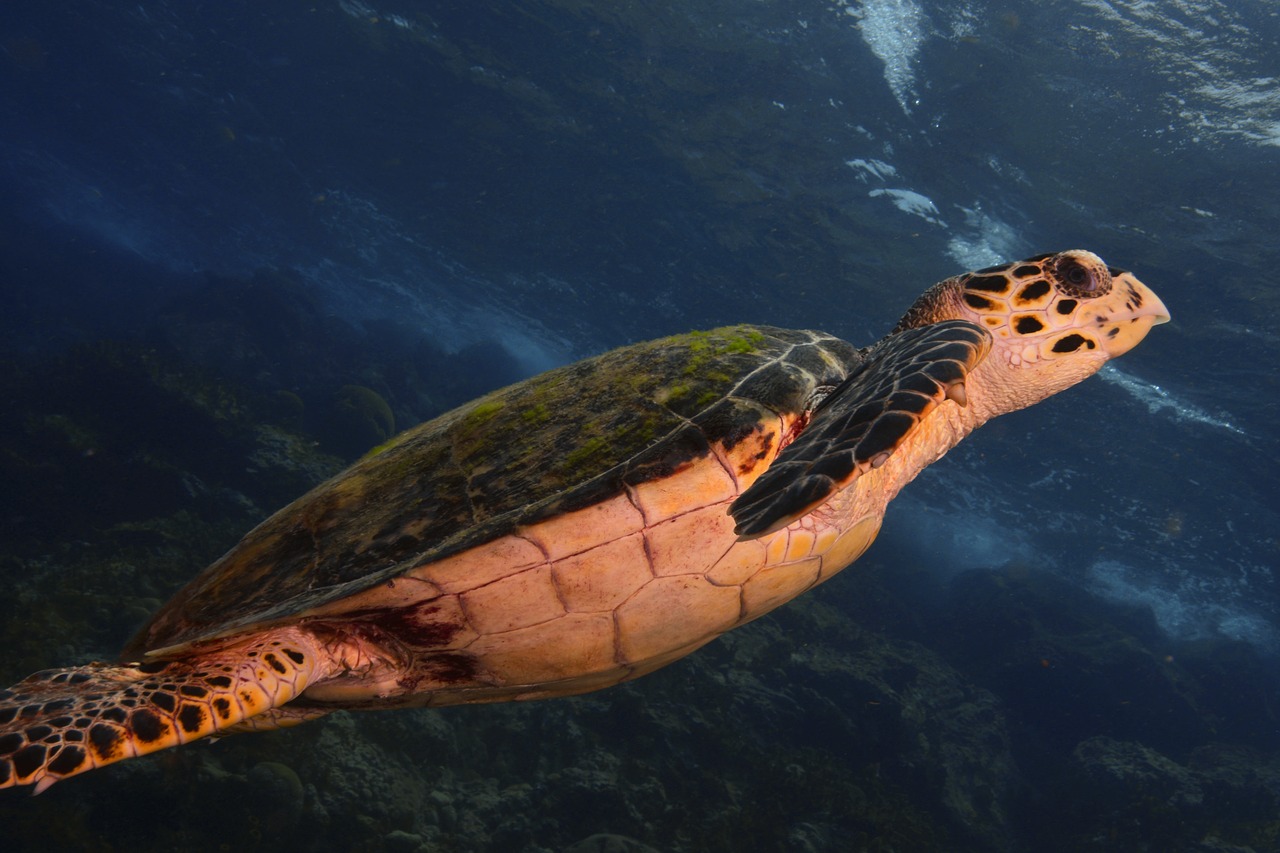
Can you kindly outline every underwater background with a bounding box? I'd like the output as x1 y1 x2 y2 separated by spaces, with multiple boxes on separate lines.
1 1 1278 850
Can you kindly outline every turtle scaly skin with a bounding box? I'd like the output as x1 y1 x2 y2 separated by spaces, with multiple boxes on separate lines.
0 250 1168 792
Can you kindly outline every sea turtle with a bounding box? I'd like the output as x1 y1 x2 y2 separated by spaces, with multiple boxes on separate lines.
0 250 1167 793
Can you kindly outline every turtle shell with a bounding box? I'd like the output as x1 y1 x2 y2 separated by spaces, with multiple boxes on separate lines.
126 325 862 656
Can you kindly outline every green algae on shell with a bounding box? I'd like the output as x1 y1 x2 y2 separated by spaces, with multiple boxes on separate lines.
125 325 860 651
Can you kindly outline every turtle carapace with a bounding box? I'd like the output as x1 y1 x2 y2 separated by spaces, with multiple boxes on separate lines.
0 250 1168 792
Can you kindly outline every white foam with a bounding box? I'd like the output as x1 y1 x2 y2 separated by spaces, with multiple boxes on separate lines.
845 157 898 182
836 0 926 114
1088 559 1278 650
1188 77 1280 147
868 188 945 226
1099 365 1248 437
338 0 376 19
1075 0 1278 148
337 2 418 34
945 205 1024 269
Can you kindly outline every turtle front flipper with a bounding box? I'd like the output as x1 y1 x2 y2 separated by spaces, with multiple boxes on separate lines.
0 628 325 793
730 320 990 536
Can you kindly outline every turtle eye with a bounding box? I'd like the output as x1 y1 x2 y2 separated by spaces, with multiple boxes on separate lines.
1052 255 1110 297
1059 258 1094 290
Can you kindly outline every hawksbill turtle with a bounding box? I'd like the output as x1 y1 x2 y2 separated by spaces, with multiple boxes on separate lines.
0 250 1168 792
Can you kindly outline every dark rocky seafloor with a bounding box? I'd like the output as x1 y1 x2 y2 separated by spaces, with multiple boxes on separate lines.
1 271 1278 853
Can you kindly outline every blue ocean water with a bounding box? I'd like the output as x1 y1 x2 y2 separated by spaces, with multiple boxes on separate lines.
1 1 1278 850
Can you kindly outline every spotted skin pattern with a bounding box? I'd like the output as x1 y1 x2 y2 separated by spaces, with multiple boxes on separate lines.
0 251 1168 793
0 631 319 793
900 250 1158 366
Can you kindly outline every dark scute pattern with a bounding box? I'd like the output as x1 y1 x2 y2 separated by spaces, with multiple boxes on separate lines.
687 399 765 453
11 744 46 779
126 326 863 653
895 372 943 397
149 691 176 712
624 429 713 485
785 341 859 379
99 707 127 724
808 453 856 483
1015 280 1051 303
965 275 1014 294
885 390 934 415
856 411 916 459
932 340 981 366
0 658 278 787
1052 334 1087 353
731 365 823 422
88 723 123 759
730 321 990 536
45 745 86 776
177 704 206 734
0 732 21 756
130 708 166 743
23 724 52 742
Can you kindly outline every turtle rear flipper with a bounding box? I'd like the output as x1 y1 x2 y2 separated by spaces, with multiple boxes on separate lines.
0 629 323 793
730 320 991 536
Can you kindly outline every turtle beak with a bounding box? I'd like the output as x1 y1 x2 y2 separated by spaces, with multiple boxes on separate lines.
1093 272 1170 359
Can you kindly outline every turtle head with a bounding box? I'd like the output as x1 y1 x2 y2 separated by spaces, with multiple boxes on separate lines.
895 250 1170 412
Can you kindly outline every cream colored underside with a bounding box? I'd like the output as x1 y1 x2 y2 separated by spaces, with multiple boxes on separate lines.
296 419 864 707
301 399 971 708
